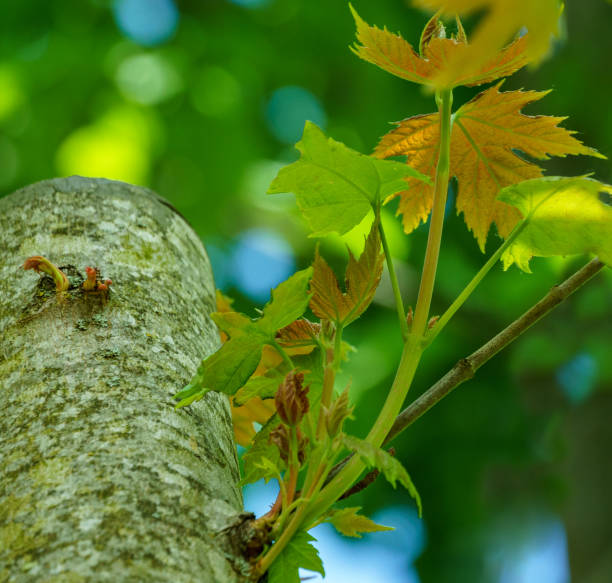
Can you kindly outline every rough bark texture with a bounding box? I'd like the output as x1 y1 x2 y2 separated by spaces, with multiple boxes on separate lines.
0 177 248 582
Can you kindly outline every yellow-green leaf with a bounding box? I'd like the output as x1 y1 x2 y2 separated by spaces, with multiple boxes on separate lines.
325 507 394 538
375 83 604 250
350 4 529 89
268 531 325 583
268 121 428 236
343 435 422 516
498 176 612 272
309 222 384 326
413 0 563 87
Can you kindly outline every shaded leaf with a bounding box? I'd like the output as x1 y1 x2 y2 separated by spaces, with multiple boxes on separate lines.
414 0 563 87
193 334 268 397
276 318 321 350
375 83 604 250
344 435 422 516
310 223 384 325
268 531 325 583
240 416 284 486
211 311 257 340
268 121 429 236
231 397 276 447
234 368 286 406
260 268 313 335
350 5 529 89
325 506 394 538
498 176 612 271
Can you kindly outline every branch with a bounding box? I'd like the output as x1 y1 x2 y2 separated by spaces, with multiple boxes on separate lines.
384 258 606 444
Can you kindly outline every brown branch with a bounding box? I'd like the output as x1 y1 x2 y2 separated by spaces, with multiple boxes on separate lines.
384 258 606 445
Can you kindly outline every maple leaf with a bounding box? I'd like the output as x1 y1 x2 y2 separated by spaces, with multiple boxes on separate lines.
375 83 605 250
325 507 394 538
309 222 384 326
343 435 422 515
268 531 325 583
498 176 612 272
276 318 321 350
350 5 530 89
413 0 563 87
231 397 276 448
268 121 429 237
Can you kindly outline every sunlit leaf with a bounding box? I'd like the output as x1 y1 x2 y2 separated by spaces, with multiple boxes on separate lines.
375 83 604 250
310 223 384 326
325 506 394 538
413 0 563 87
268 531 325 583
268 121 429 236
498 176 612 271
350 5 529 89
344 435 422 516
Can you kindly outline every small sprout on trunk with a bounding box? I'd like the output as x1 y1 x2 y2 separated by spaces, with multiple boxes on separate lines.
23 256 69 291
82 266 112 293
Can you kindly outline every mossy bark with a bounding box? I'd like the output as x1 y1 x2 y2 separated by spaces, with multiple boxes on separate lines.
0 177 248 582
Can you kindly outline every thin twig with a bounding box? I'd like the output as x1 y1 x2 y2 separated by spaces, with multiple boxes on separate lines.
384 258 606 444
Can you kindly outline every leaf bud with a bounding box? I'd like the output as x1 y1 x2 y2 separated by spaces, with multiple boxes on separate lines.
269 424 290 463
269 425 309 465
274 370 310 426
323 387 354 438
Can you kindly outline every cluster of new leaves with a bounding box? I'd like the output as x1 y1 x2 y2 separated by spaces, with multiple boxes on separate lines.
174 4 611 582
175 219 422 582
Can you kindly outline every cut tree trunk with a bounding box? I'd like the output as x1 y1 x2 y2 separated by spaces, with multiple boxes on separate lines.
0 177 249 582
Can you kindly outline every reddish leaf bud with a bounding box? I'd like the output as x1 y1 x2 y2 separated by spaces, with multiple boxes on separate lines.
269 424 290 463
323 387 354 438
274 370 310 426
82 266 97 291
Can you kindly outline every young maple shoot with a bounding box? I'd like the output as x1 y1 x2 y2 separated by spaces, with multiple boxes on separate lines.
173 4 611 582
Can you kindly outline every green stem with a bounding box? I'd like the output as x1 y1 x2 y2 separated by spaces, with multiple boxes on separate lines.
255 87 455 580
411 88 453 337
425 219 528 346
378 212 409 342
293 87 455 530
270 339 294 369
385 258 606 444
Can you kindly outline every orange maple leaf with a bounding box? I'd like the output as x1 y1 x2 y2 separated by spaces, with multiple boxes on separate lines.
310 224 384 326
350 5 529 89
413 0 563 87
375 83 605 249
231 397 276 448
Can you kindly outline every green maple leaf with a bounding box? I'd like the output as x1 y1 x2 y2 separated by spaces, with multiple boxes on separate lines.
260 268 313 334
268 531 325 583
268 121 430 237
309 222 384 326
498 176 612 272
174 269 313 406
344 435 422 516
240 416 283 486
325 506 394 538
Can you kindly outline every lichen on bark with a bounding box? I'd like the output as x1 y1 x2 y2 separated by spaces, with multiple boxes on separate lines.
0 177 248 582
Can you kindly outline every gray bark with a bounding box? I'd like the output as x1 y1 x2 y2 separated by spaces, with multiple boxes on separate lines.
0 177 248 582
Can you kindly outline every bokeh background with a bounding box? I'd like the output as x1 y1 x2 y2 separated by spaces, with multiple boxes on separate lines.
1 1 611 581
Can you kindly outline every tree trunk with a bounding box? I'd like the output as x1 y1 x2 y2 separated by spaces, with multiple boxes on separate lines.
0 177 248 582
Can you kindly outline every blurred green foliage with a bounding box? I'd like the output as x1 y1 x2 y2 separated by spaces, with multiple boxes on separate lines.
1 1 611 581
